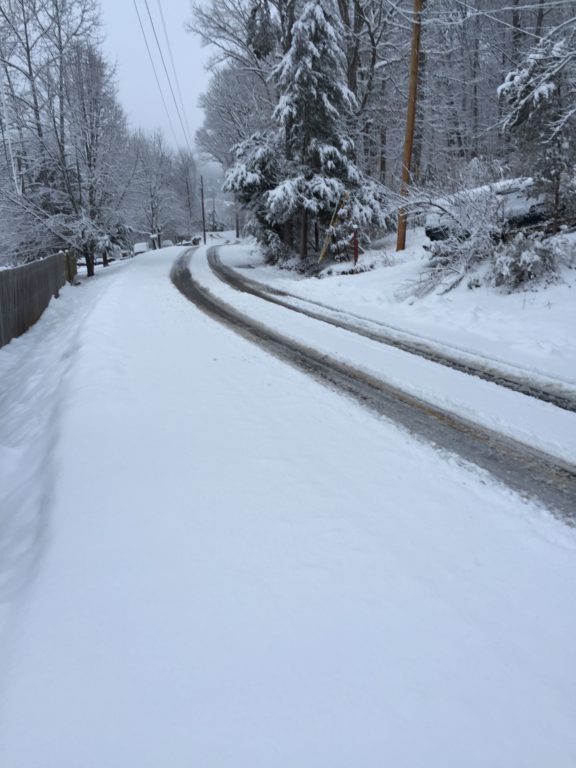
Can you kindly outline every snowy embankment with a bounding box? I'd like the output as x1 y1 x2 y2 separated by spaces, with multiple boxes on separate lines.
0 246 575 767
194 238 576 465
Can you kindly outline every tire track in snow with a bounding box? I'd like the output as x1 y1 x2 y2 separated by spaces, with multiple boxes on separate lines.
208 249 576 413
172 248 576 524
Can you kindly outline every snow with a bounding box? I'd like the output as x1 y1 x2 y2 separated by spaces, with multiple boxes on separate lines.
1 244 575 767
230 229 576 386
197 237 576 464
424 178 544 232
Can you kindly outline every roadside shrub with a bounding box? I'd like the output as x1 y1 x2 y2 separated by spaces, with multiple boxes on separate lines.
492 233 571 289
417 183 574 294
262 229 290 264
417 188 503 295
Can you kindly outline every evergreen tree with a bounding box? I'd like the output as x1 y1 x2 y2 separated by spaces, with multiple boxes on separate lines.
224 131 288 258
246 0 278 60
225 0 387 261
499 32 576 230
270 0 357 257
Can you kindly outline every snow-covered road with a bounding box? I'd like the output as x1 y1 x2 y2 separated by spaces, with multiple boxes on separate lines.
175 247 576 516
196 242 576 467
208 248 576 412
1 245 575 767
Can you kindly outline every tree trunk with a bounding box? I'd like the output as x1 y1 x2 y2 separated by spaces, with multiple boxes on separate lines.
471 31 480 156
283 219 293 250
535 0 545 38
511 0 523 60
86 251 95 277
411 44 427 183
20 0 44 143
3 63 28 187
378 78 387 183
397 0 424 252
300 209 308 259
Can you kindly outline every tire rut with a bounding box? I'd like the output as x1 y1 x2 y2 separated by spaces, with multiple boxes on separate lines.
208 250 576 413
172 249 576 524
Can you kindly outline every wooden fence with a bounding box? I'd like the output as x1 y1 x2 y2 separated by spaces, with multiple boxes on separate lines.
0 251 77 349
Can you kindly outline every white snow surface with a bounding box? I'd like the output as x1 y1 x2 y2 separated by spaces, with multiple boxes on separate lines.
197 238 576 464
228 229 576 384
424 177 545 230
0 244 575 767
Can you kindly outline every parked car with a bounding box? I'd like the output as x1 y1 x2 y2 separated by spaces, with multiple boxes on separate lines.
425 178 546 241
162 240 174 248
133 242 148 256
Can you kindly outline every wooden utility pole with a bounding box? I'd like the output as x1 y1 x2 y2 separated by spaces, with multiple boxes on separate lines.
396 0 424 252
200 175 207 245
185 174 193 237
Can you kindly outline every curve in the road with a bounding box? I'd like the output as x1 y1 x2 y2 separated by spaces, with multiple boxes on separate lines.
172 248 576 523
208 250 576 413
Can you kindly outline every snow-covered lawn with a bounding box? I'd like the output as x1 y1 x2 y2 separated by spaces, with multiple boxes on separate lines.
0 245 575 767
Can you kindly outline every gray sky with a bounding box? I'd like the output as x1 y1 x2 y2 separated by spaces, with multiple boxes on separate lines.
99 0 211 151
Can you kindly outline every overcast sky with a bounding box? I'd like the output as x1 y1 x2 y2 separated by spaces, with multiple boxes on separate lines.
99 0 211 151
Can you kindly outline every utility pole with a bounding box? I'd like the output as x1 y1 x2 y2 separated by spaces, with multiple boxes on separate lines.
200 175 207 245
185 174 193 238
396 0 424 252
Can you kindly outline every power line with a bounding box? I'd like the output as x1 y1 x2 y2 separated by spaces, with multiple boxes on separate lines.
142 0 194 154
132 0 179 146
156 0 195 150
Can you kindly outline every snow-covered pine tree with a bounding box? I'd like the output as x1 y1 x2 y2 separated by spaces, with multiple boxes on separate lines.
270 0 374 259
225 0 387 262
246 0 279 60
499 30 576 230
224 130 288 258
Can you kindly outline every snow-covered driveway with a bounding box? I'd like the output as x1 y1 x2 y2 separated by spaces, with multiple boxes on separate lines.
0 246 575 767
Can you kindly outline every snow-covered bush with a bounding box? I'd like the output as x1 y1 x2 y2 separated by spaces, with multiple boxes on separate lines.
492 233 574 290
418 187 504 294
418 182 574 294
327 182 390 260
261 230 290 264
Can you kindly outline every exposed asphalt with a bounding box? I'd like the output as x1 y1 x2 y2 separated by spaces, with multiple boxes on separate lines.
171 247 576 524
